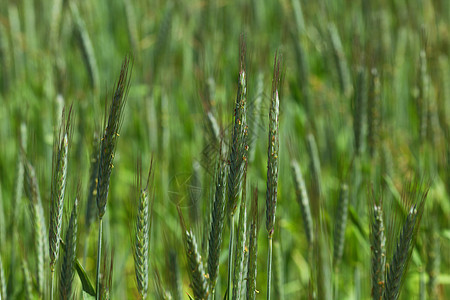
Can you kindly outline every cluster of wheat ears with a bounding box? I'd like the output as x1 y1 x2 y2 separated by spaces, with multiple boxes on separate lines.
1 35 441 299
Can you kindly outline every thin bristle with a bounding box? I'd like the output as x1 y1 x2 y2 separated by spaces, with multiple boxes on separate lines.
97 55 133 219
59 198 78 300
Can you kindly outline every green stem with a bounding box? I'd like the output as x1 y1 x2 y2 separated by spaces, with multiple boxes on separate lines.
96 219 103 300
267 236 273 300
227 215 234 300
50 270 54 300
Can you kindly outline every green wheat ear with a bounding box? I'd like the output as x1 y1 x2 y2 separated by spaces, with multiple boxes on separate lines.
333 183 349 267
383 182 429 300
59 198 78 300
370 193 386 300
232 176 247 300
177 207 209 300
49 106 72 275
227 35 248 217
207 153 227 295
291 160 313 247
96 55 133 300
23 159 48 297
133 160 153 299
246 186 259 300
266 52 282 300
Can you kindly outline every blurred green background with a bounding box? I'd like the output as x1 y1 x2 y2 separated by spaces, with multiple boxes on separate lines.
0 0 449 299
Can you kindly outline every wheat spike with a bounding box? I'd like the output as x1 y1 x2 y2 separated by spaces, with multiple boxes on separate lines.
370 195 386 300
134 161 153 299
207 156 227 293
384 183 428 300
232 182 247 299
23 160 48 296
291 160 313 246
60 199 78 300
246 186 259 300
97 55 133 219
227 36 249 217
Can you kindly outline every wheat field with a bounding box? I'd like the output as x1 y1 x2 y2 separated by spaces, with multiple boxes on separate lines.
0 0 449 299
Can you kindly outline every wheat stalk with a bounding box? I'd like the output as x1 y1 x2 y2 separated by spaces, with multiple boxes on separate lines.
0 185 4 259
96 55 132 300
273 241 284 300
226 35 249 299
